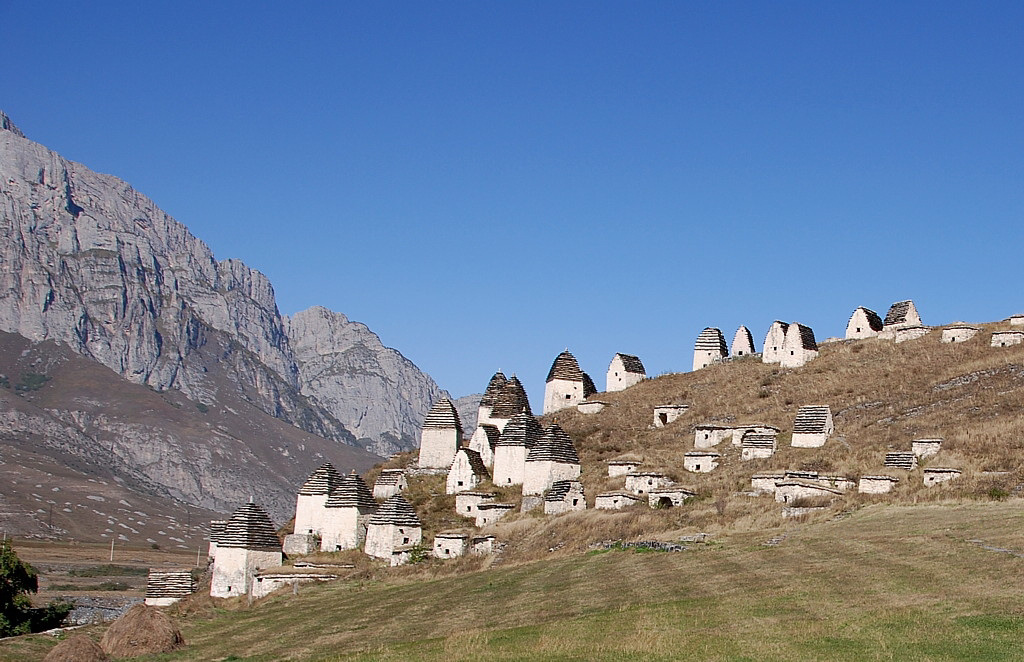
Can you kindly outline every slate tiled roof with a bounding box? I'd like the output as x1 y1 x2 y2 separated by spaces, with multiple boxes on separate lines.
454 448 490 479
582 372 598 397
479 372 508 407
422 399 463 431
614 353 646 375
208 520 227 543
490 376 532 417
497 413 544 448
793 406 831 433
544 480 583 502
297 463 343 496
369 495 422 527
374 469 406 486
527 425 580 464
546 350 585 383
695 328 728 354
789 323 819 351
476 424 502 451
884 452 918 470
851 307 884 332
741 434 777 448
218 503 281 551
884 300 914 326
146 570 195 599
325 473 377 510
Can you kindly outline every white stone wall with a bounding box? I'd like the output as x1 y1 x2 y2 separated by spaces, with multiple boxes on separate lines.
648 489 694 508
731 326 755 356
418 427 462 469
544 483 586 515
318 507 364 552
544 378 585 414
446 451 485 495
251 573 335 600
653 406 687 428
911 439 942 458
523 460 581 496
741 445 776 461
857 477 897 494
992 332 1024 347
293 493 329 536
373 475 408 500
145 597 181 607
577 401 606 414
477 412 512 432
774 483 838 504
780 327 818 368
762 322 788 364
684 454 719 473
468 427 496 468
791 432 828 448
283 533 317 556
750 474 784 494
692 349 724 372
211 548 282 598
474 505 514 527
364 523 422 560
1011 315 1024 326
492 445 527 486
433 535 468 559
608 461 640 477
941 327 979 343
625 473 671 495
694 427 732 449
923 470 961 487
471 536 495 555
606 356 643 392
845 309 880 340
894 326 929 343
455 492 495 518
595 493 642 510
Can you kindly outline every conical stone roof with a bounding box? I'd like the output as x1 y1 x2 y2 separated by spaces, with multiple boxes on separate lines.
546 350 584 383
369 495 421 527
490 376 532 417
527 425 580 464
695 328 728 354
614 353 646 374
325 473 377 510
297 463 343 496
496 413 544 448
479 372 508 407
423 399 462 431
218 503 281 551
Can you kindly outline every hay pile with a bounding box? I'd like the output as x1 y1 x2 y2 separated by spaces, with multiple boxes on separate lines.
99 604 185 658
42 634 109 662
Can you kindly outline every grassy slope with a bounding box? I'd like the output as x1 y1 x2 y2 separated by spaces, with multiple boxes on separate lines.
8 324 1024 660
10 501 1024 661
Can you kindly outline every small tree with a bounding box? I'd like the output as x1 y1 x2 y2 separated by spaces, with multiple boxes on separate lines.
0 540 71 636
0 539 38 636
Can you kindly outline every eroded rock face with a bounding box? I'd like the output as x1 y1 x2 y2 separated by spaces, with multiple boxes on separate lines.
0 116 453 461
286 307 453 457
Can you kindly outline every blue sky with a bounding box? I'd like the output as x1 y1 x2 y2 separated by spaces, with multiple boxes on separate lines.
4 2 1024 404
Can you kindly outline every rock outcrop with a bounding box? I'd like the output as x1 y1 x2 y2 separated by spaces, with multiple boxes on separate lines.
0 114 449 462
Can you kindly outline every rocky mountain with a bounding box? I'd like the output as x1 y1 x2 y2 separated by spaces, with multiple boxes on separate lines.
0 112 460 524
286 306 457 457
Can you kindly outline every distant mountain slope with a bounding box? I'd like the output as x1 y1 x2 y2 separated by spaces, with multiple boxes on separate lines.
0 330 379 528
0 112 448 462
286 307 453 456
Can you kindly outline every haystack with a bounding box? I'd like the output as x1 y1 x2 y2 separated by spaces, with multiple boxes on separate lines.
99 604 185 658
43 634 109 662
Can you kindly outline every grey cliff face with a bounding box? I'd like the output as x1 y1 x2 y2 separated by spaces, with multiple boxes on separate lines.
285 306 452 457
0 117 454 463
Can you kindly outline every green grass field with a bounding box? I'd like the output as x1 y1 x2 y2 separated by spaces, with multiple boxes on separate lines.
10 501 1024 661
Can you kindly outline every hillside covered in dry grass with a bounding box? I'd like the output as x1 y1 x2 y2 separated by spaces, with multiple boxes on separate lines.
381 320 1024 562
